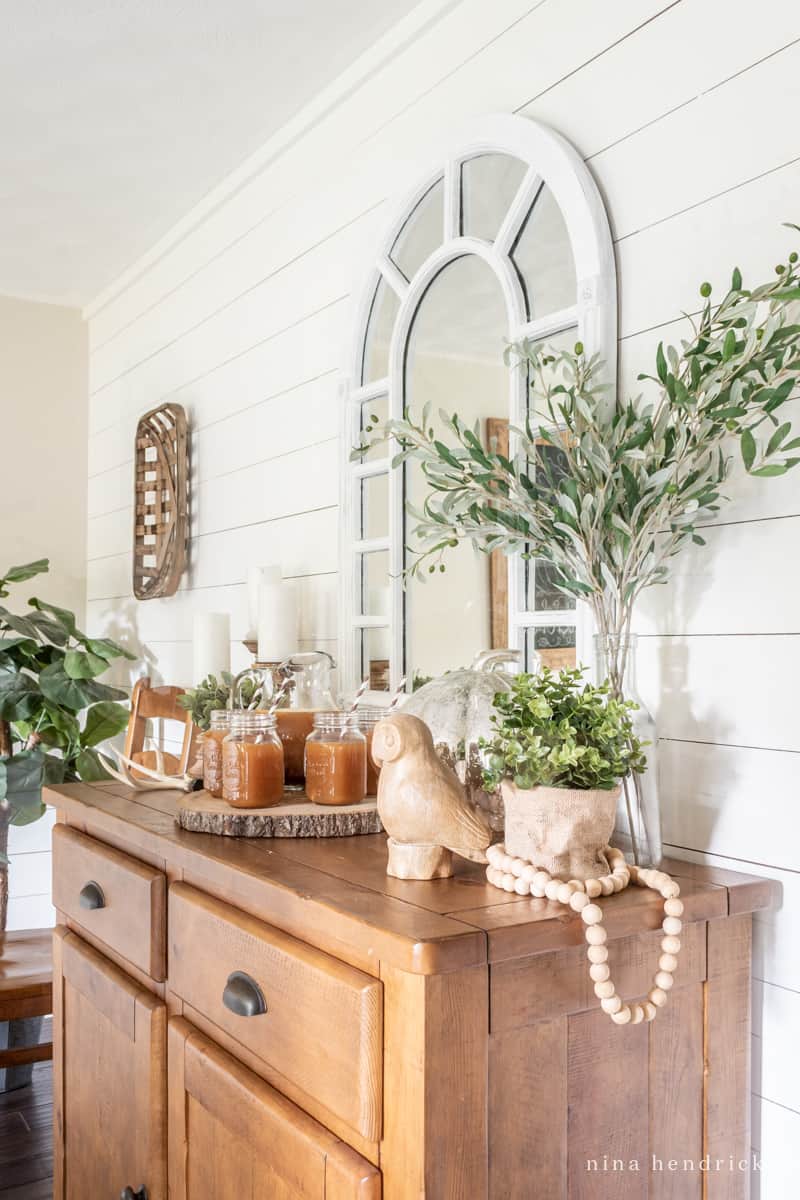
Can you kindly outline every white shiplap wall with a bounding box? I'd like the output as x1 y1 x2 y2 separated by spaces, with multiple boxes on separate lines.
83 1 800 1192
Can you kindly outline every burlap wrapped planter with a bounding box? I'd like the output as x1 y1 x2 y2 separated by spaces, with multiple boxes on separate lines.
501 781 621 881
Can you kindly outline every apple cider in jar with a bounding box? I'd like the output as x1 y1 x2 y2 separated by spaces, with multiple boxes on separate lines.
304 713 367 806
202 709 231 798
222 711 285 808
354 707 385 796
275 710 317 785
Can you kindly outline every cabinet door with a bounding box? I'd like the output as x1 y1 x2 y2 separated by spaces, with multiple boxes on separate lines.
169 1018 381 1199
53 928 166 1200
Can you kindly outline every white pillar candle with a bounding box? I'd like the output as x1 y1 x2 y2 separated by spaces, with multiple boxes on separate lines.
245 564 281 640
192 612 231 684
257 577 297 663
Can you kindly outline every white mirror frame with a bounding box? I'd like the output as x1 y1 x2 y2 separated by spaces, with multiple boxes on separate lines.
339 113 617 701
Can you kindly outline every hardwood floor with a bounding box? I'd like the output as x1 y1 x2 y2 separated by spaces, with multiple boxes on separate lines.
0 1062 53 1198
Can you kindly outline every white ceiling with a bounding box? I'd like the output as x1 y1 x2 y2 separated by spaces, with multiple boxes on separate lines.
0 0 424 308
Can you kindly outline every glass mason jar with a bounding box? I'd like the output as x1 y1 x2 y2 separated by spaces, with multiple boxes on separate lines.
354 707 386 796
594 634 662 867
203 709 231 798
304 713 367 807
222 711 285 809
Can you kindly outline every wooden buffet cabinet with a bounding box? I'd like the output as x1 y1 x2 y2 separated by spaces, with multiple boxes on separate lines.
47 780 775 1199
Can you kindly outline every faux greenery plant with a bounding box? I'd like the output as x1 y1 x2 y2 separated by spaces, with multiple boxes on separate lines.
176 672 262 730
355 233 800 695
0 558 133 927
480 668 646 793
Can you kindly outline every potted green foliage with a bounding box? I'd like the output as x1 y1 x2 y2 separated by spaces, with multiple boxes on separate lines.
0 559 133 933
480 668 645 880
356 232 800 863
176 671 262 731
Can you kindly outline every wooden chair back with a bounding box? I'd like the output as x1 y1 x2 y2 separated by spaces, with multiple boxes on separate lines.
124 676 196 777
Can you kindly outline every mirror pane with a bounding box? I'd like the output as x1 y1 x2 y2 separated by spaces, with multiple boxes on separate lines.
525 624 576 672
525 559 575 613
360 473 389 540
404 254 508 680
362 278 401 384
360 628 391 691
512 184 577 320
524 326 580 425
390 177 444 282
360 393 389 462
461 153 527 242
360 550 391 617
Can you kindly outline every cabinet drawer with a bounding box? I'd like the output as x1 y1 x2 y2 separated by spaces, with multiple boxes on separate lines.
52 825 166 980
168 882 382 1141
169 1019 380 1199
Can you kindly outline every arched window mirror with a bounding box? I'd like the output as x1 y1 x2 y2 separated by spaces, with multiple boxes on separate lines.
340 114 616 699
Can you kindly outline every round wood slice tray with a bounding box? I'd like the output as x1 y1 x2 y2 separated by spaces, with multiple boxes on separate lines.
176 788 382 838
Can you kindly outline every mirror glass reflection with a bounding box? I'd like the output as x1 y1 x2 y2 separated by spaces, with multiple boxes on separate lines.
403 254 508 684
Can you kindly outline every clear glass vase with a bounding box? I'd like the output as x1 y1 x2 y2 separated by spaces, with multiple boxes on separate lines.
594 634 662 867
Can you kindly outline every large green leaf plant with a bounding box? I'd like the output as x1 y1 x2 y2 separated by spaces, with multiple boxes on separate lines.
0 559 133 835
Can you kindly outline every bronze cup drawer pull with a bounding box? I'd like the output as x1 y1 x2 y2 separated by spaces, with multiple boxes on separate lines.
120 1187 147 1200
79 880 105 910
222 971 267 1018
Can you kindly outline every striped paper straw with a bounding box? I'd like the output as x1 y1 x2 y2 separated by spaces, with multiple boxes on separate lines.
388 676 408 710
268 677 292 715
344 677 370 727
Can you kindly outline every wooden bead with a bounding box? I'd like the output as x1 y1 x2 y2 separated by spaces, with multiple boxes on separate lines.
643 1001 657 1021
649 987 668 1008
661 880 680 900
569 891 591 913
585 879 602 899
502 874 516 892
594 980 615 999
514 877 530 895
587 945 609 964
486 844 504 867
568 879 585 891
486 867 502 887
664 898 684 918
662 916 682 936
557 882 576 904
661 935 681 955
581 904 603 926
530 879 547 898
659 953 678 973
533 871 550 892
654 971 674 991
500 854 514 873
601 995 622 1014
628 864 640 884
510 858 526 878
629 1004 645 1025
585 925 607 946
599 876 615 896
520 865 536 884
611 874 625 893
589 963 611 983
611 1005 632 1025
545 880 561 901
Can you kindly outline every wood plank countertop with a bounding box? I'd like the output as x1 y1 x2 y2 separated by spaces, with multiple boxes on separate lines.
45 781 779 976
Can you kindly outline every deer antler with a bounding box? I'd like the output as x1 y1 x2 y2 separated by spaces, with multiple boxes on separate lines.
98 747 196 792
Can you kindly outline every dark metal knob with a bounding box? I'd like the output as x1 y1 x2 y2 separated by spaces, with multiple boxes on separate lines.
79 880 105 910
120 1187 147 1200
222 971 267 1018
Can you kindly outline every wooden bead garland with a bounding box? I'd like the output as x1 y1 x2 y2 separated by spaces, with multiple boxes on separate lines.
485 843 683 1026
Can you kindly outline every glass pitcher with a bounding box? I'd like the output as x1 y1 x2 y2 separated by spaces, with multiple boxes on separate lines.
275 651 339 785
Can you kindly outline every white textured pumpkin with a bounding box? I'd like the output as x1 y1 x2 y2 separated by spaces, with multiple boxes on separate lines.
402 650 534 831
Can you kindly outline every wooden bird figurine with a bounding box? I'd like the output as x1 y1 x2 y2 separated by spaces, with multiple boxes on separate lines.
372 712 492 880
